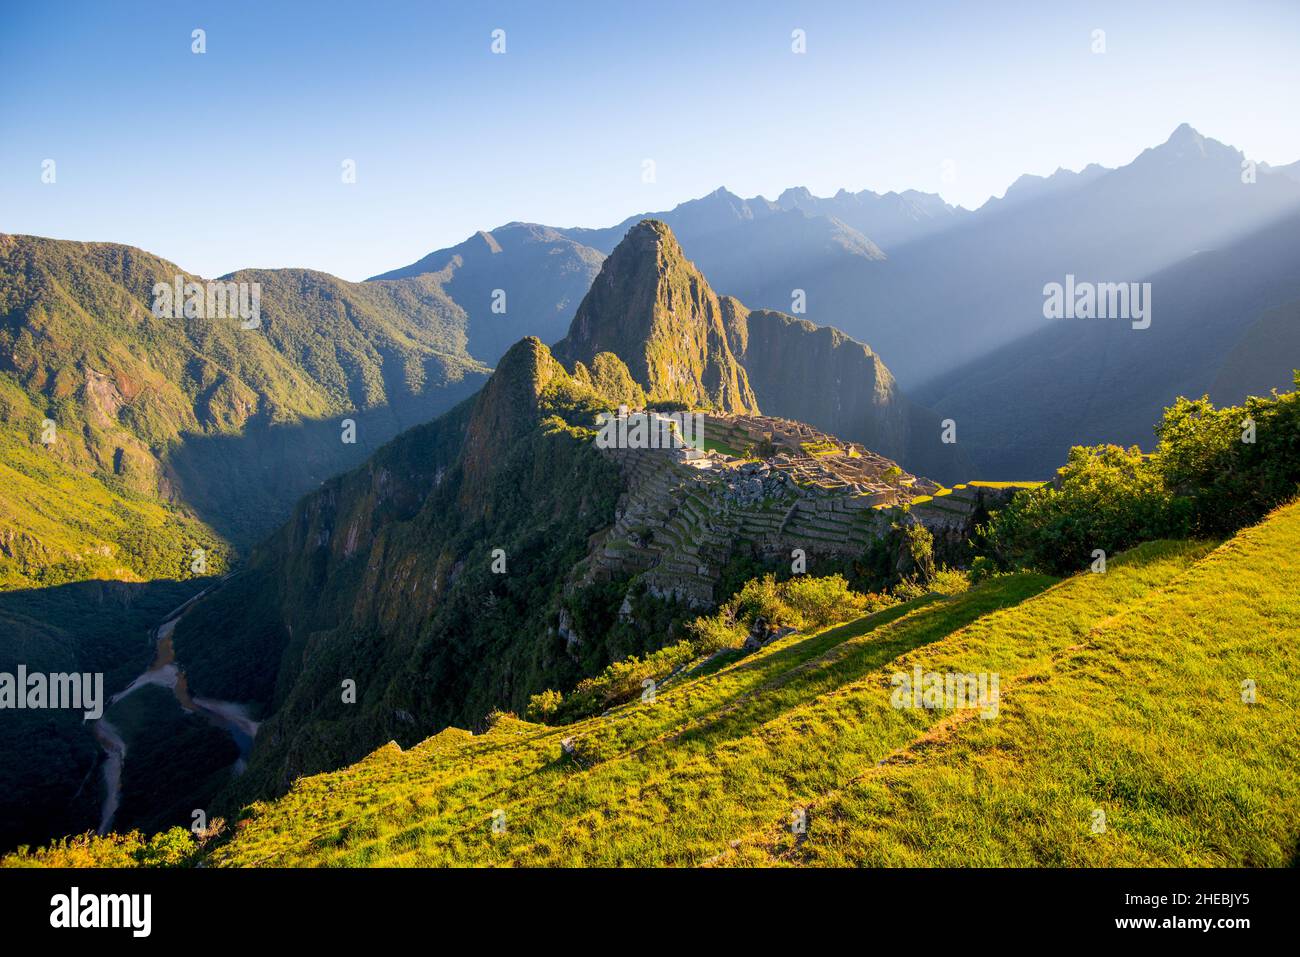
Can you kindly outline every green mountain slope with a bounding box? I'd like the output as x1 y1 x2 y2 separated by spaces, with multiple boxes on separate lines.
368 223 605 365
169 498 1295 867
168 338 646 801
0 233 489 584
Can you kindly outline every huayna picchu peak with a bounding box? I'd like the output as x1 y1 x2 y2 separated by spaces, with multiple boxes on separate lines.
555 219 759 414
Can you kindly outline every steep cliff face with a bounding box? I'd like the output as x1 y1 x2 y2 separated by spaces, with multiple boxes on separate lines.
554 220 758 413
555 220 963 481
173 338 637 796
724 305 908 458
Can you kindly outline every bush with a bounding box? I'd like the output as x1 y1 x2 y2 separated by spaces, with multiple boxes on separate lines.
928 566 971 596
968 555 1000 585
2 824 212 868
976 444 1183 575
891 575 930 602
781 573 891 629
728 574 786 626
689 573 897 652
687 613 745 653
525 689 563 722
1155 383 1300 535
543 640 696 722
975 377 1300 574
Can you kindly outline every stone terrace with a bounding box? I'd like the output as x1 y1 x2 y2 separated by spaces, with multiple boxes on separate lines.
705 414 939 499
567 413 944 611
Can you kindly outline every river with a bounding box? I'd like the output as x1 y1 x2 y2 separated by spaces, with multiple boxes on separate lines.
92 587 258 834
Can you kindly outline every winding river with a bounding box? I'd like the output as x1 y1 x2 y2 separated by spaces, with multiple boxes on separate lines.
92 588 258 834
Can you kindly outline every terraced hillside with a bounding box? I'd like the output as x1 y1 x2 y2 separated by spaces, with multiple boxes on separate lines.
578 413 940 609
193 498 1300 868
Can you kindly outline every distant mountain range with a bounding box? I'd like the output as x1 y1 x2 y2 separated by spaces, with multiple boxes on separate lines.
920 206 1300 475
2 123 1296 591
375 124 1300 476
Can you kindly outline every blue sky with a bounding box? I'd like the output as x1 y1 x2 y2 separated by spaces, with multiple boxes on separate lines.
2 0 1298 281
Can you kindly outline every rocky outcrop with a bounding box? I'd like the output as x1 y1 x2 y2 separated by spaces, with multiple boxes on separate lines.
724 306 907 457
724 305 968 482
554 220 758 413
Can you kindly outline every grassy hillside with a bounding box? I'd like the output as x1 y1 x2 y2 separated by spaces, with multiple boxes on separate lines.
0 417 227 588
761 503 1299 866
9 499 1298 867
180 501 1292 867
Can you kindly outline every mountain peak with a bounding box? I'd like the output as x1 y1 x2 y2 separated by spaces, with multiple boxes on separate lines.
623 217 676 246
1165 122 1203 145
554 221 757 412
1141 123 1241 166
460 336 571 501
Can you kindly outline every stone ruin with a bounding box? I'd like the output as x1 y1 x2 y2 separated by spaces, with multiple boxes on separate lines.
566 411 969 612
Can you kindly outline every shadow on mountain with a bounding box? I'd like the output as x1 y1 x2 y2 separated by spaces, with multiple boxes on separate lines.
165 373 488 550
0 576 209 853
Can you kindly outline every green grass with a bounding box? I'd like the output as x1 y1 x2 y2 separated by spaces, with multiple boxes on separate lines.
700 436 745 458
192 528 1235 867
16 502 1298 869
756 501 1300 866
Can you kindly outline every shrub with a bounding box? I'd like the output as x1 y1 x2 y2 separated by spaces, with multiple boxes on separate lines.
781 573 885 629
2 825 209 868
928 566 971 596
976 444 1184 574
728 574 785 626
690 573 897 651
898 521 936 582
968 555 1000 585
891 575 930 602
975 377 1300 574
557 640 696 721
687 612 745 653
525 689 564 723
